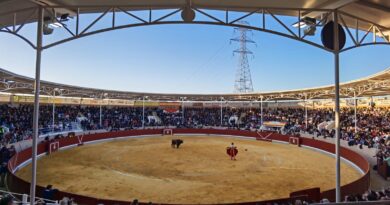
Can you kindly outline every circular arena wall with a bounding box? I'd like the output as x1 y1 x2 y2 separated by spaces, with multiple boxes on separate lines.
7 129 370 205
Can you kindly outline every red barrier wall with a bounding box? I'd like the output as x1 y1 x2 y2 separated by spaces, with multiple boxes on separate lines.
7 129 370 204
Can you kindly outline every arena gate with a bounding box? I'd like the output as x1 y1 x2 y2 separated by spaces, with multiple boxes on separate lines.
289 136 302 147
162 129 173 135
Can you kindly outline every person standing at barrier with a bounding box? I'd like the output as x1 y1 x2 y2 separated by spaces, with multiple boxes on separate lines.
384 154 390 176
0 195 14 205
131 199 139 205
0 162 7 187
43 185 58 203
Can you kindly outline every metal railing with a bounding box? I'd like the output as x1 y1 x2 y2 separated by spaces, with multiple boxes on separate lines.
0 190 58 205
311 201 390 205
39 122 82 135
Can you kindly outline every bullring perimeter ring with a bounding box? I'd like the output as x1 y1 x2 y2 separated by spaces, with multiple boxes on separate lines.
9 129 368 204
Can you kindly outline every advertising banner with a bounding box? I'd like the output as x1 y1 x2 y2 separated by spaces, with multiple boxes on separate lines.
60 97 81 105
192 102 203 108
13 95 34 103
107 99 135 106
0 95 10 103
40 97 51 104
134 101 159 107
159 102 181 113
203 102 224 108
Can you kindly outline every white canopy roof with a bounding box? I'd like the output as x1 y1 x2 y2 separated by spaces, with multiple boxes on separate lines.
1 67 390 101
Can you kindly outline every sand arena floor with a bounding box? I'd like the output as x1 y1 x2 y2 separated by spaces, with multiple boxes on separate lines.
16 136 362 204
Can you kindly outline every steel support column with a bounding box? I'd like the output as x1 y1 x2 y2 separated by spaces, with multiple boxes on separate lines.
52 91 55 132
333 10 341 203
220 98 223 126
182 99 185 125
305 95 308 129
142 96 145 129
30 6 43 205
354 91 357 133
99 104 102 127
260 96 263 128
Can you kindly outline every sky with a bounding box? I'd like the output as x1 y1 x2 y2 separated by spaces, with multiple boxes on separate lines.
0 11 389 94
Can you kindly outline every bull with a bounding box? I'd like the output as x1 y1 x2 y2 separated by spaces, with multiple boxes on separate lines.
171 139 183 149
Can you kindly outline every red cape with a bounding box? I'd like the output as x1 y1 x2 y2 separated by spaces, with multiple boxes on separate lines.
226 147 238 157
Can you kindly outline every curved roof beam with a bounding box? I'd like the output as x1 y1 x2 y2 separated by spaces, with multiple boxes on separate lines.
1 67 390 101
0 1 388 52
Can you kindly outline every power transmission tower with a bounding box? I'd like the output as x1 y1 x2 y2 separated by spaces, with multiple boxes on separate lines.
231 22 256 93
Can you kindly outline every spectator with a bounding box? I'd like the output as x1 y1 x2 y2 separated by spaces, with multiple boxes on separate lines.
131 199 139 205
0 162 7 187
0 196 14 205
43 184 58 202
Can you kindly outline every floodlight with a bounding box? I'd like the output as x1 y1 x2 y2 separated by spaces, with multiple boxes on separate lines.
43 26 54 35
304 26 316 36
292 17 317 36
292 17 316 28
43 14 68 35
292 21 307 29
43 16 54 35
49 22 63 28
60 13 69 21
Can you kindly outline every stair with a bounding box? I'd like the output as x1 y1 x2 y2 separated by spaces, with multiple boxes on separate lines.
238 112 247 124
152 111 162 124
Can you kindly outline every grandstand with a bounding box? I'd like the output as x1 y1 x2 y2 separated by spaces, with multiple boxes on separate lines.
0 1 390 205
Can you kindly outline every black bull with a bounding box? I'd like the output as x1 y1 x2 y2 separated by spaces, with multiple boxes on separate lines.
171 139 183 148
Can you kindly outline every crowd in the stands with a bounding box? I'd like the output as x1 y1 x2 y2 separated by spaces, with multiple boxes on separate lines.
343 188 390 202
0 104 79 144
0 104 390 165
1 104 390 151
294 188 390 203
